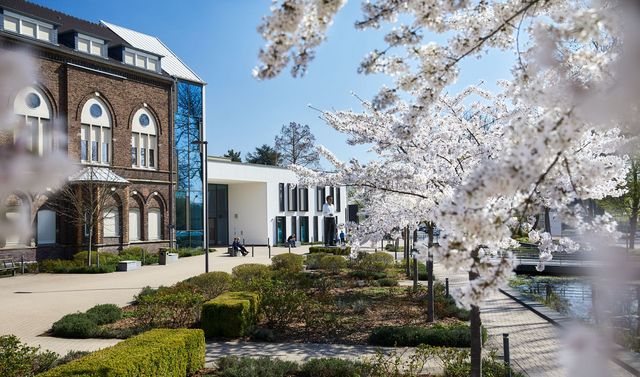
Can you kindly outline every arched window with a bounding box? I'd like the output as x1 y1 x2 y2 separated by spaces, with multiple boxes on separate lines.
131 108 157 169
13 86 52 155
148 208 161 240
128 208 140 241
81 97 111 165
103 207 120 237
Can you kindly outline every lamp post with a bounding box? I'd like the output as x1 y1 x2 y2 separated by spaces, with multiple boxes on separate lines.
191 140 209 273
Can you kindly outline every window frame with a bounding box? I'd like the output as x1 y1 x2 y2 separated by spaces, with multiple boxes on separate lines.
76 33 107 58
80 98 111 166
2 11 56 43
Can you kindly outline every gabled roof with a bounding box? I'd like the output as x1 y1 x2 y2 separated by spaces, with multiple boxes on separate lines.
0 0 128 45
102 21 205 84
69 166 129 185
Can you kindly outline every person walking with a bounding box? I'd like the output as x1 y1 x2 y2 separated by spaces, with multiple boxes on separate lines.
323 195 336 246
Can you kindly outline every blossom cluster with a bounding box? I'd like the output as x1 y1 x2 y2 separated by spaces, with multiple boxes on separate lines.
255 0 634 312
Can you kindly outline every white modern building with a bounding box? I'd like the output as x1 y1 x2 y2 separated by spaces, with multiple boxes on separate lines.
207 157 348 246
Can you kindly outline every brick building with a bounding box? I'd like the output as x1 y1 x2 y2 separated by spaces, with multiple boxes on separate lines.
0 0 206 261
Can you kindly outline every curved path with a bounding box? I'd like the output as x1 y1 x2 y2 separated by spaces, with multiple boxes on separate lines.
0 247 303 354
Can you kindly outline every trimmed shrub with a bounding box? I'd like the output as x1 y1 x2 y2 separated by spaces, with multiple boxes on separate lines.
186 271 232 301
119 247 158 265
299 358 370 377
305 252 330 269
231 263 272 283
259 280 308 329
216 356 298 377
354 252 394 273
308 246 351 255
50 313 100 338
134 286 158 303
433 282 469 320
136 289 204 328
85 304 122 325
348 270 388 280
0 334 59 377
175 247 205 258
201 291 260 338
318 255 347 274
73 251 120 267
39 329 205 377
52 351 90 368
271 253 304 274
376 277 399 287
39 259 116 274
368 324 487 347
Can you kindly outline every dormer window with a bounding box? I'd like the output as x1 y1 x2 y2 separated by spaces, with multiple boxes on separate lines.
76 33 106 57
2 10 55 43
122 48 160 73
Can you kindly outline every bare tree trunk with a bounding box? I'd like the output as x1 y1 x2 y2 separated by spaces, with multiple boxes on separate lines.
88 227 93 267
427 222 435 322
469 248 482 377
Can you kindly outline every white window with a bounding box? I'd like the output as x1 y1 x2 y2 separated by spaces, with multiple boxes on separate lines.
37 209 56 245
13 86 53 156
124 51 135 65
76 33 105 57
122 48 160 72
37 26 52 42
80 97 111 165
103 207 119 237
148 208 161 240
77 38 89 53
21 20 35 38
135 55 146 68
3 15 18 32
4 207 22 247
128 208 140 241
147 58 157 72
131 108 157 170
2 11 55 43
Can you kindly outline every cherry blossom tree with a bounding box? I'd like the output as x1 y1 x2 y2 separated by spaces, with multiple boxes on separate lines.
255 1 634 375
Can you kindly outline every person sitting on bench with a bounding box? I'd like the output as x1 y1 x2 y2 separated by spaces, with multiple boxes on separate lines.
287 234 297 248
232 237 248 257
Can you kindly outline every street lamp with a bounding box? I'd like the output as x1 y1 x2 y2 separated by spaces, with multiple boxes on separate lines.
191 140 209 273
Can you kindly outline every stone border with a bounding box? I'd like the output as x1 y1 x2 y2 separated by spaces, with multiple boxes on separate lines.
499 286 640 376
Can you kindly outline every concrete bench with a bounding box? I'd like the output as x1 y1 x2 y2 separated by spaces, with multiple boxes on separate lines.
159 252 179 265
116 260 141 272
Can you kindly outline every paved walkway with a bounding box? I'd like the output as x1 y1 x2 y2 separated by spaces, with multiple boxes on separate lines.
2 247 634 375
0 246 305 354
433 264 634 376
204 341 443 372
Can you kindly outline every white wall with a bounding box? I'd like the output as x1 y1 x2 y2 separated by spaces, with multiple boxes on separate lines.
208 158 348 245
228 182 267 244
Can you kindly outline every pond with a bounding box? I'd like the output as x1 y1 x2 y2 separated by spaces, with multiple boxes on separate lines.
509 275 640 332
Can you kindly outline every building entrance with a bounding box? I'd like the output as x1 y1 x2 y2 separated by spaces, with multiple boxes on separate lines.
208 184 228 246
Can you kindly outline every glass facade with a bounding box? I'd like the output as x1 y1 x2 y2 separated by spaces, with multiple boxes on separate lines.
175 80 204 248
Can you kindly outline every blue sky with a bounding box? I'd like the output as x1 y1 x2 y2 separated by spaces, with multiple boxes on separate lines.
33 0 514 164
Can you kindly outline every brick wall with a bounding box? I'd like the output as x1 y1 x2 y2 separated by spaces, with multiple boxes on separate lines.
1 42 175 261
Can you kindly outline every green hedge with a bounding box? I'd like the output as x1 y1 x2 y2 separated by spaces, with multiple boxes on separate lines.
50 304 123 338
201 291 259 338
308 246 351 255
271 253 304 274
318 255 347 273
39 329 205 377
368 324 487 347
